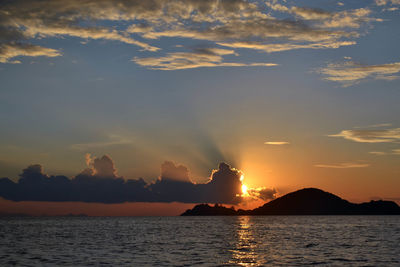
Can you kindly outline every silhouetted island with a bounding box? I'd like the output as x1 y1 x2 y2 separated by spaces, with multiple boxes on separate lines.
181 188 400 216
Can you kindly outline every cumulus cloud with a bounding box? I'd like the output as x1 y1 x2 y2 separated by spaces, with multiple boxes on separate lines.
264 141 290 145
0 0 376 66
91 155 118 178
0 155 275 204
133 47 277 70
329 127 400 143
160 161 191 182
318 61 400 86
314 163 369 168
79 153 119 178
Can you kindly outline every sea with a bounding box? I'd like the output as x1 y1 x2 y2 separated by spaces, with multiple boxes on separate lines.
0 216 399 266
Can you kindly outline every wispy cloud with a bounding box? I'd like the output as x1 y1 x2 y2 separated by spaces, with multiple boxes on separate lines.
218 40 355 53
70 135 133 151
267 3 378 29
329 127 400 143
0 0 378 66
0 43 61 64
133 48 277 70
369 149 400 156
375 0 400 6
314 162 369 168
354 123 392 129
384 7 399 11
318 61 400 86
369 151 387 156
264 141 290 145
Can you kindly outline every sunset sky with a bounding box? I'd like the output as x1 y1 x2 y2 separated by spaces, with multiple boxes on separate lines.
1 0 400 215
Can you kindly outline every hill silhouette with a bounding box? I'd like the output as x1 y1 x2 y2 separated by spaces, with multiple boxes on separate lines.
181 188 400 216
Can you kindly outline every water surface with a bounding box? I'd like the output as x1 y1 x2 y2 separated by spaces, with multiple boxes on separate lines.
1 216 399 266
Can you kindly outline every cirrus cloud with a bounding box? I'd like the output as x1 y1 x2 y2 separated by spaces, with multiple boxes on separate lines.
375 0 400 6
70 134 133 151
318 61 400 87
0 0 378 68
264 141 290 145
392 149 400 155
314 162 369 168
369 151 387 156
133 47 277 70
329 127 400 143
0 43 61 64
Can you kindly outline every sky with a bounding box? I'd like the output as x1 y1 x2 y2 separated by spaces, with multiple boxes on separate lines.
1 0 400 215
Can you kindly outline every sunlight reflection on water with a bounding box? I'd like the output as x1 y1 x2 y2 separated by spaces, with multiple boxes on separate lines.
230 216 260 266
0 216 399 266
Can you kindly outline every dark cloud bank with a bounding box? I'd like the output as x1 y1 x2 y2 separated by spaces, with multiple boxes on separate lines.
0 155 276 204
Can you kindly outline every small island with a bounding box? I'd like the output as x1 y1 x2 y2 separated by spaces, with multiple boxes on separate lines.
181 188 400 216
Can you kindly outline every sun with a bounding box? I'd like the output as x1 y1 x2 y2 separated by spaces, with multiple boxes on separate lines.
241 184 248 195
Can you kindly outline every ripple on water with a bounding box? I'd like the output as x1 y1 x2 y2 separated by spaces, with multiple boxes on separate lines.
0 216 399 266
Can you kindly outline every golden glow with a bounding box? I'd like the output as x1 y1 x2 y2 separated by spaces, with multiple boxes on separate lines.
240 174 244 182
229 216 260 265
241 184 248 195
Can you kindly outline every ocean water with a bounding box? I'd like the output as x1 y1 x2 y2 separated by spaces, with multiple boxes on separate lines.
0 216 399 266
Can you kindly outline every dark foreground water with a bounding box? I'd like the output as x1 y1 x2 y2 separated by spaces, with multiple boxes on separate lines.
0 216 399 266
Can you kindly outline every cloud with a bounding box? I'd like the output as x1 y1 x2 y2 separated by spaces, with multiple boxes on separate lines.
369 151 387 156
247 187 277 201
314 163 369 168
91 155 118 178
218 40 355 53
369 150 400 156
0 0 160 53
150 162 245 203
0 43 61 63
393 149 400 155
0 155 275 204
133 47 277 70
70 134 133 151
0 0 375 65
160 161 191 183
375 0 400 6
267 3 377 29
318 61 400 86
354 123 392 128
384 7 399 11
318 8 378 29
140 16 357 43
264 141 290 145
329 127 400 143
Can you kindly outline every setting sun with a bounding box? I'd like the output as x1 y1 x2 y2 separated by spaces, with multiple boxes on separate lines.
241 184 248 195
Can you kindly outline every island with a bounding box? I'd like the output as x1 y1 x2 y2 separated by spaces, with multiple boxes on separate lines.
181 188 400 216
